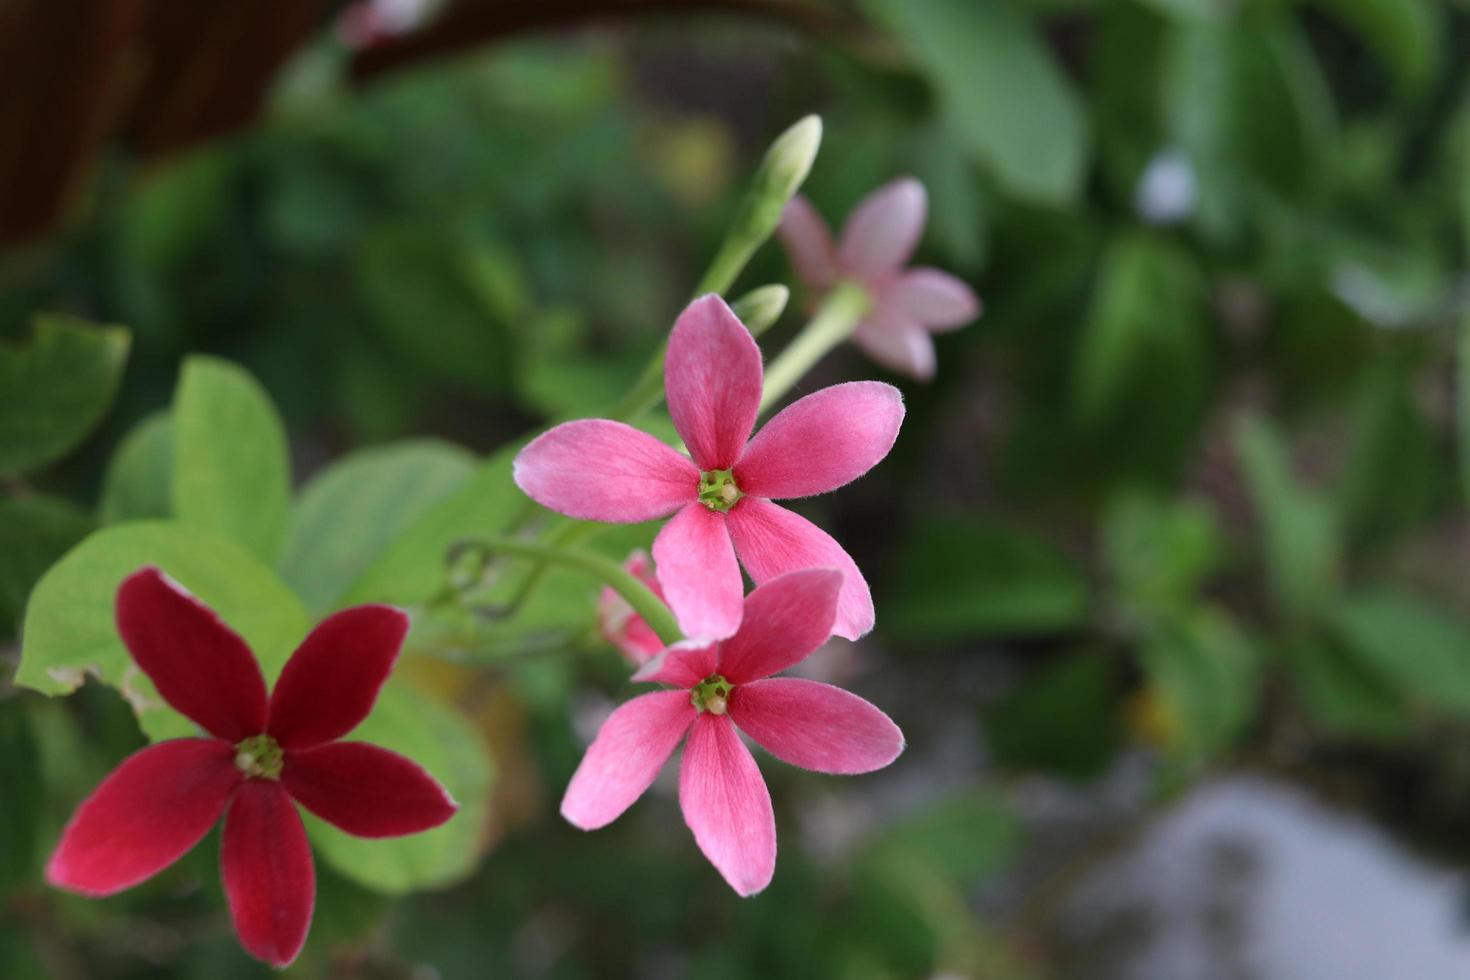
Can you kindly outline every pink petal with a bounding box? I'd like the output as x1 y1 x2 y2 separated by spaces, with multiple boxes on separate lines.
561 690 696 830
735 381 905 499
47 739 241 896
837 177 927 280
854 310 937 380
776 197 837 290
267 605 408 750
282 741 457 837
220 780 315 968
633 639 719 688
652 503 745 639
888 267 981 331
116 568 268 742
664 295 763 471
678 714 776 897
513 420 697 522
727 498 874 640
730 678 904 774
598 551 666 666
716 569 842 684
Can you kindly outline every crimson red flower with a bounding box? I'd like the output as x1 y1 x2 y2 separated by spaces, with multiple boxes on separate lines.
46 567 457 967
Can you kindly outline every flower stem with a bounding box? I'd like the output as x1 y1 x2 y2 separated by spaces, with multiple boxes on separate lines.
758 280 871 414
448 537 683 647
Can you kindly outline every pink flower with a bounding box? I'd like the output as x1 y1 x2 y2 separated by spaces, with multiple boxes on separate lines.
598 550 666 666
778 177 981 380
561 568 903 895
514 294 904 640
47 568 458 967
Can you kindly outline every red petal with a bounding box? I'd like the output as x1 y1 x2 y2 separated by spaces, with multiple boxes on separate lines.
221 780 315 968
47 739 240 896
116 567 268 740
267 605 409 750
282 741 458 837
665 295 763 471
729 678 904 774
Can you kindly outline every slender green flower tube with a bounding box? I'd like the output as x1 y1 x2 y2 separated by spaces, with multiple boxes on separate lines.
730 284 789 334
758 280 872 414
446 537 684 647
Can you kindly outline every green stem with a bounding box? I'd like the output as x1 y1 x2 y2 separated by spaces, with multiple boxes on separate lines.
449 537 683 646
758 280 871 414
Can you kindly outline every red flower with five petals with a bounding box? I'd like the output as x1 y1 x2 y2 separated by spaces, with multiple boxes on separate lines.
46 567 458 967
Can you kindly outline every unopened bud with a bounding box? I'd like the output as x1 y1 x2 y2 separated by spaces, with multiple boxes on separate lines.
730 284 789 336
755 115 822 204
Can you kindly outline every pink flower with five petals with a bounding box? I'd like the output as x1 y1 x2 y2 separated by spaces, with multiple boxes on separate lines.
46 568 457 967
513 294 904 641
561 568 903 895
778 177 981 380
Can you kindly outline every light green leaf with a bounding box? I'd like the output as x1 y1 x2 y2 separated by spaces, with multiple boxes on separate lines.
1102 490 1223 625
1074 233 1207 421
98 412 173 524
863 790 1019 884
340 442 523 607
864 0 1089 205
15 521 309 740
173 356 291 564
1330 590 1470 716
1233 415 1341 623
885 517 1089 641
0 497 94 639
1139 607 1259 759
306 681 494 894
282 440 476 616
0 314 130 474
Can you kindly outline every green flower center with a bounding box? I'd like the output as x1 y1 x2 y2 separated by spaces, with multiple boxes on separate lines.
698 469 742 513
234 733 283 780
691 674 734 715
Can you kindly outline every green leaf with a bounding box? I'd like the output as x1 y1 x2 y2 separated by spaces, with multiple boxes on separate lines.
282 439 476 616
1280 635 1407 737
985 652 1120 779
864 0 1089 205
885 517 1089 641
1330 590 1470 716
15 521 310 740
1074 233 1208 422
1336 361 1437 548
340 442 523 607
172 356 291 564
1138 607 1259 760
1101 489 1223 625
306 681 494 894
0 497 94 638
1305 0 1440 97
0 314 130 474
863 791 1020 885
1233 415 1341 623
0 701 42 894
98 412 174 524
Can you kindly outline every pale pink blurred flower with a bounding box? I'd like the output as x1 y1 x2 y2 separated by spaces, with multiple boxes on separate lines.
561 569 903 896
778 177 981 380
598 551 665 667
514 294 904 641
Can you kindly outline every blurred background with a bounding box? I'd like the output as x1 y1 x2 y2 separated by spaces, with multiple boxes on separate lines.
4 0 1470 977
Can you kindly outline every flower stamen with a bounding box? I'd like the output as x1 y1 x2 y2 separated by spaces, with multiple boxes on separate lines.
234 734 284 780
698 469 742 513
691 674 734 715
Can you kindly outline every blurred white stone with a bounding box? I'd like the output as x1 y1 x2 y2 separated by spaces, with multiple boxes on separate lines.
1135 150 1197 226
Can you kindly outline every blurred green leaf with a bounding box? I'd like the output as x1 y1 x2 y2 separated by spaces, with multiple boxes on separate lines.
341 442 522 607
1102 489 1223 624
864 790 1020 884
865 0 1090 205
15 521 309 740
1330 590 1470 716
0 496 93 638
1305 0 1441 96
885 517 1090 641
282 439 476 616
986 652 1120 779
1280 635 1407 737
1139 607 1259 759
0 700 41 894
1234 414 1341 623
307 681 494 894
1336 361 1438 548
1074 233 1207 421
98 411 173 525
173 357 291 564
0 313 129 474
356 226 515 393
